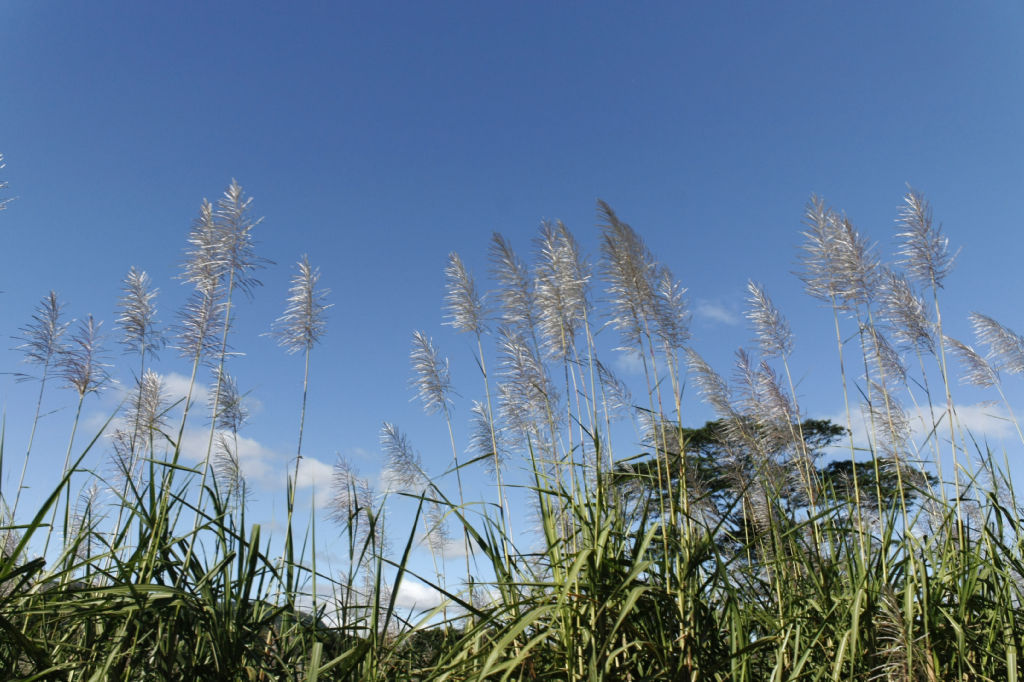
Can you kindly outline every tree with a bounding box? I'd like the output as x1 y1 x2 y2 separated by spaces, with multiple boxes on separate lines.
611 417 936 548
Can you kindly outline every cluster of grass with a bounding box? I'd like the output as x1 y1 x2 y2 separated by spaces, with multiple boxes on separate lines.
3 180 1024 680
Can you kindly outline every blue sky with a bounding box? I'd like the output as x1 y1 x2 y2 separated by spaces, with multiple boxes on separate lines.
3 2 1024 608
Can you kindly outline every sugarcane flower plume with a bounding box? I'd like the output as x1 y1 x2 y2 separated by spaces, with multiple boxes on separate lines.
127 369 168 435
469 400 507 477
863 381 912 460
534 220 589 359
489 232 536 335
897 188 955 289
594 357 633 418
176 201 226 361
110 429 138 485
731 350 795 457
330 457 372 522
834 213 880 307
180 200 223 296
70 484 101 563
273 255 331 354
879 269 934 354
213 180 269 299
497 326 557 442
117 267 163 357
329 457 383 549
444 251 487 335
653 267 690 351
799 196 845 303
599 200 660 350
799 196 880 307
209 366 248 432
969 312 1024 376
213 432 247 507
381 422 427 492
746 281 792 359
945 335 999 388
410 330 453 415
686 348 734 421
754 359 797 434
14 290 68 380
60 315 110 397
425 501 450 555
865 326 907 388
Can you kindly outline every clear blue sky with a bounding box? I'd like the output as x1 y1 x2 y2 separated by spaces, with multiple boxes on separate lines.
3 2 1024 607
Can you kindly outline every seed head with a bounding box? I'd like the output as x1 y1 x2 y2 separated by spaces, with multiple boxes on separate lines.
127 370 168 435
177 201 225 361
410 331 453 416
425 501 450 555
497 326 556 442
489 233 536 335
209 367 248 432
599 201 659 350
213 433 248 507
59 315 110 397
180 200 224 297
653 267 690 352
863 382 911 460
273 255 331 354
176 290 224 362
969 312 1024 376
535 220 589 359
444 252 487 335
799 197 880 307
686 348 733 420
380 422 426 492
746 281 792 358
468 400 507 477
865 326 907 387
594 358 633 418
14 290 69 380
945 335 999 388
879 270 934 354
897 188 955 289
117 267 163 357
799 196 845 303
213 180 269 299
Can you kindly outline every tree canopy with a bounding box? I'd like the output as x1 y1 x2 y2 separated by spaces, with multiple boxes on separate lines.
611 417 937 546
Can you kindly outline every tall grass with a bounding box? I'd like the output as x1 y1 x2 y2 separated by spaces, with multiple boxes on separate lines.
2 181 1024 680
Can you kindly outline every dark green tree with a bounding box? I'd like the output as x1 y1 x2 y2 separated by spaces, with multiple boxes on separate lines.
612 417 936 545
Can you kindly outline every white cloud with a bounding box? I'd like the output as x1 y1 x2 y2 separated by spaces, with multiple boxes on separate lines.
694 300 740 326
826 401 1017 456
393 578 444 610
176 427 279 486
162 371 210 408
948 403 1016 441
294 456 334 491
430 532 486 560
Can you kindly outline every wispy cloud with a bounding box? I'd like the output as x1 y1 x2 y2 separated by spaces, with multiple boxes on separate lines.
827 401 1017 456
613 350 645 376
694 299 740 326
